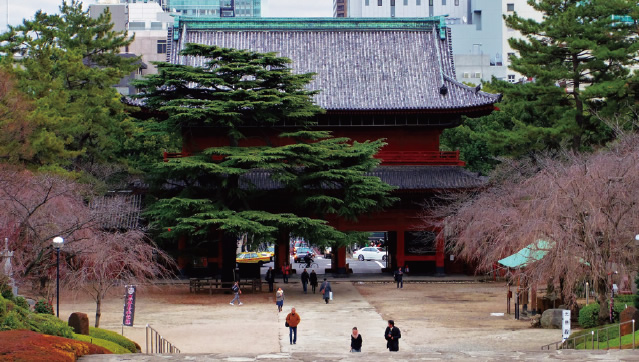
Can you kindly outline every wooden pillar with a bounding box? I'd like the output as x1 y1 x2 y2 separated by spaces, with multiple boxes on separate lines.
336 246 347 275
435 231 445 275
396 229 405 268
221 231 237 284
177 235 188 276
274 231 289 274
530 286 538 315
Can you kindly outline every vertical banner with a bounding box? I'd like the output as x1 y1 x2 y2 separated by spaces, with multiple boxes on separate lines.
562 309 571 342
123 285 137 327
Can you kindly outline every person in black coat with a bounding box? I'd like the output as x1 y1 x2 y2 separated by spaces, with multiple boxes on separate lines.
301 268 309 294
350 327 362 352
265 266 275 292
384 320 401 352
309 270 318 294
394 266 404 289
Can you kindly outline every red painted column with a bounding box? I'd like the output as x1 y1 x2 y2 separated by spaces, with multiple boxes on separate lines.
396 230 405 268
274 232 290 274
177 235 188 273
436 231 445 275
337 246 347 274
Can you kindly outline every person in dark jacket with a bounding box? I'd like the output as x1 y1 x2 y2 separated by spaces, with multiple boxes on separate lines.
350 327 362 352
384 320 401 351
319 278 332 304
309 270 318 294
394 266 404 289
265 266 275 292
301 268 309 294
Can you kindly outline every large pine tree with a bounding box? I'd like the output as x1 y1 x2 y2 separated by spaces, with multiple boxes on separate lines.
135 44 396 273
0 0 139 168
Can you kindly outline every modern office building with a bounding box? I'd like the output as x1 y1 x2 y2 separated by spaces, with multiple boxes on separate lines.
166 0 261 17
333 0 542 84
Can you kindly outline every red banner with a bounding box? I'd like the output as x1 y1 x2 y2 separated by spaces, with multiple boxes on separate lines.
123 285 136 327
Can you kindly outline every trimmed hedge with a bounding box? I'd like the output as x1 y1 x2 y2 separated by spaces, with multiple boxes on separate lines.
73 333 131 354
0 295 73 338
578 303 600 328
90 327 137 353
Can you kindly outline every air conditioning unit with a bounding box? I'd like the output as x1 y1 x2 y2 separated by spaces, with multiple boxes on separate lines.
463 72 470 78
474 72 482 78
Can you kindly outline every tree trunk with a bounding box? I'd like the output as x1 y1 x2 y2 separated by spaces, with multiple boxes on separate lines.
95 295 102 328
596 277 609 325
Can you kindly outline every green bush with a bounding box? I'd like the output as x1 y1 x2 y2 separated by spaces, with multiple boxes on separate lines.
27 313 74 338
578 303 600 328
14 296 29 310
1 289 14 301
34 299 54 315
0 295 7 318
73 333 131 354
1 310 27 330
90 327 138 353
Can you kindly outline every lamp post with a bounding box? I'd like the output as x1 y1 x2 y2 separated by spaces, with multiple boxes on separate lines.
52 236 64 317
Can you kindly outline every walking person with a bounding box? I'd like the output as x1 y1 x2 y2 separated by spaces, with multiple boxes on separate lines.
309 270 318 294
384 320 401 352
286 307 301 345
229 281 243 306
350 327 362 352
282 263 290 283
319 278 332 304
265 266 275 292
394 266 404 289
275 287 284 312
301 268 309 294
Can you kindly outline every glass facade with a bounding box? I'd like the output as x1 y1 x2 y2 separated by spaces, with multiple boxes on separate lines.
166 0 261 17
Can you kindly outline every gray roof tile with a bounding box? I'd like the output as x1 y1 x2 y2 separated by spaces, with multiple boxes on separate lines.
170 20 500 111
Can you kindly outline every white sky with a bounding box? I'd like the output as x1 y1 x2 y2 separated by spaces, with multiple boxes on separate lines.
2 0 333 29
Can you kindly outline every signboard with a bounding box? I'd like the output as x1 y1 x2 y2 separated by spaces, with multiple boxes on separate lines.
123 285 137 327
562 309 571 342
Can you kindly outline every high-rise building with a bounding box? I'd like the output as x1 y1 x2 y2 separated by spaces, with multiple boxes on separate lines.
338 0 469 18
166 0 261 17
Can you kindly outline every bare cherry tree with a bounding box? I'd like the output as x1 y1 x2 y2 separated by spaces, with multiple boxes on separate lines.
433 134 639 323
65 230 175 327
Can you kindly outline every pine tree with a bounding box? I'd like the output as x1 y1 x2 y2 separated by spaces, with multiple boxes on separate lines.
0 0 139 168
135 44 396 252
504 0 639 151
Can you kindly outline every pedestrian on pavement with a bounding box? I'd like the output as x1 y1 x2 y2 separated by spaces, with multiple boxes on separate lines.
286 307 301 345
384 320 401 352
394 266 404 289
309 270 318 294
282 263 291 283
301 268 309 294
276 287 284 312
350 327 362 352
230 281 243 306
319 278 332 304
266 266 275 292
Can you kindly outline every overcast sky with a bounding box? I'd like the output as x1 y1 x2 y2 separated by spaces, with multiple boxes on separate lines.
2 0 333 30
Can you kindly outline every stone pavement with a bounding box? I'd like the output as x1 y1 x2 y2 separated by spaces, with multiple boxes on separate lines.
77 274 638 361
81 350 639 361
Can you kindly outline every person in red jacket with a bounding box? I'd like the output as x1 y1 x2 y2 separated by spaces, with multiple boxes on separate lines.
286 307 301 345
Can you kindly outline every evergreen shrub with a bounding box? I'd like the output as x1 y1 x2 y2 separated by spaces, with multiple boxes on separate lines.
34 299 54 315
90 327 138 353
579 303 600 328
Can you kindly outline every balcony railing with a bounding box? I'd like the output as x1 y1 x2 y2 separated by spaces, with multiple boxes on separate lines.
375 151 464 166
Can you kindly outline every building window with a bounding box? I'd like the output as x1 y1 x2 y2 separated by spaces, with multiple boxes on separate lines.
455 0 459 5
429 0 433 5
378 0 382 5
404 0 408 4
337 5 344 10
157 39 167 54
366 0 369 5
391 0 395 5
416 0 420 5
508 74 516 83
442 0 446 5
507 3 514 11
473 10 482 30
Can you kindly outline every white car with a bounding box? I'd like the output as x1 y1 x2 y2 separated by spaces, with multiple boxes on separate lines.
353 247 387 261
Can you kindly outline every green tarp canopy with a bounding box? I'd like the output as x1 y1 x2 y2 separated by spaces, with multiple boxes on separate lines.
497 240 552 269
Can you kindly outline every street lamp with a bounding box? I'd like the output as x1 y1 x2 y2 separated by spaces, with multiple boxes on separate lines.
52 236 64 317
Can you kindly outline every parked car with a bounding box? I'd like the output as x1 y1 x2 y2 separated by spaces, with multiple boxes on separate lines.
236 252 270 266
291 240 309 255
261 246 274 261
293 247 315 263
353 247 387 261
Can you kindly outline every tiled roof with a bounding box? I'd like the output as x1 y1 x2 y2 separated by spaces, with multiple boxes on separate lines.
240 166 485 191
169 18 500 112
